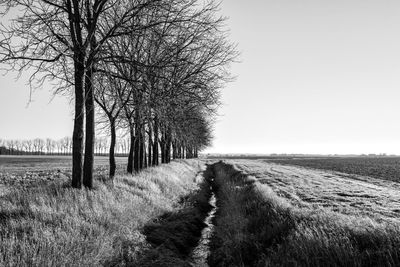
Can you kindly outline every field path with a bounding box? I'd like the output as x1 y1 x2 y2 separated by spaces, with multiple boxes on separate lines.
228 160 400 221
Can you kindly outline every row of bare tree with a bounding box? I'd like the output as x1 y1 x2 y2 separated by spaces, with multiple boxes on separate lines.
0 0 237 188
0 137 129 156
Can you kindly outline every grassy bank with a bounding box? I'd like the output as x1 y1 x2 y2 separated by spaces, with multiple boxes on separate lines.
209 161 400 267
0 160 203 266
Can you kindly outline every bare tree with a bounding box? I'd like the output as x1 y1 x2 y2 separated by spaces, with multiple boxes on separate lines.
15 140 23 155
95 72 132 178
46 138 55 155
0 0 162 188
38 139 46 154
0 0 89 187
143 0 236 163
55 139 63 155
24 140 34 154
6 139 16 155
93 0 237 173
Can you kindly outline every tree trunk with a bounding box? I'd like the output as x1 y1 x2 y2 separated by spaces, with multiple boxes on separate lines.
127 125 135 174
134 132 140 172
83 64 94 189
166 141 170 163
139 132 145 170
109 119 117 179
148 127 152 167
165 129 171 163
152 118 159 166
72 52 85 189
160 137 166 164
134 120 141 172
186 146 192 159
172 140 177 160
176 142 181 159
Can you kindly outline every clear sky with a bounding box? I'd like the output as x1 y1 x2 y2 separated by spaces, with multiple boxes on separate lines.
1 0 400 154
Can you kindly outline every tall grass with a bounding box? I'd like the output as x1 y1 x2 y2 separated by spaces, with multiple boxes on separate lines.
209 161 400 267
0 160 202 266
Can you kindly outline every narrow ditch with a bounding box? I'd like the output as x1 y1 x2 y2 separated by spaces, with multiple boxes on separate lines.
134 165 218 267
190 181 217 266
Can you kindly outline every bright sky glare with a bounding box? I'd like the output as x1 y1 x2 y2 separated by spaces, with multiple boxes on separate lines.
1 0 400 155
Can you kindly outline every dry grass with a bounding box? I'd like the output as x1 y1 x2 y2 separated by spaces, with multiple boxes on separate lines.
0 160 202 266
209 160 400 267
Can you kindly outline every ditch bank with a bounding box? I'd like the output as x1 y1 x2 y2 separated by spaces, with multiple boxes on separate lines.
134 165 218 267
207 161 295 267
207 161 400 267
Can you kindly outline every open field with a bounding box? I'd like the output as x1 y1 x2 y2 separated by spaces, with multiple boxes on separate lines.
267 156 400 182
0 155 127 172
208 159 400 266
0 155 128 194
208 155 400 182
233 159 400 221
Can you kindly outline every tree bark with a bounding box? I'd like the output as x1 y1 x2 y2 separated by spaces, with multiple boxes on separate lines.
166 141 170 163
127 125 135 174
152 117 159 166
83 64 95 189
165 129 171 163
186 146 192 159
139 132 145 169
134 116 141 172
160 136 166 164
148 126 152 167
109 119 117 179
72 52 85 189
134 130 140 172
172 140 177 160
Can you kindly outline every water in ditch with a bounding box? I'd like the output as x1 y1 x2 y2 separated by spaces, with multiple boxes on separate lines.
190 185 217 267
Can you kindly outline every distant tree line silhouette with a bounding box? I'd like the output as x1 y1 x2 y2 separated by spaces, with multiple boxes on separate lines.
0 137 131 156
0 0 237 188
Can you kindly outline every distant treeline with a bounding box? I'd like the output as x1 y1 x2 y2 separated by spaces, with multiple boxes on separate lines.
0 137 130 156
